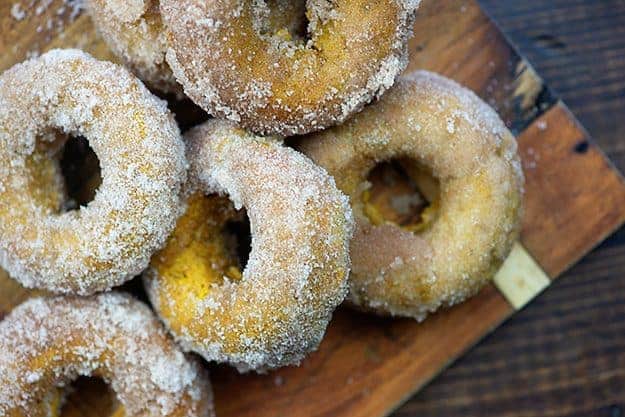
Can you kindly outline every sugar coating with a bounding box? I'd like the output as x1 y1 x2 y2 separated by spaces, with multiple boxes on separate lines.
298 70 525 320
86 0 315 97
161 0 421 136
144 120 354 372
0 49 187 295
85 0 181 95
11 3 26 20
0 293 214 416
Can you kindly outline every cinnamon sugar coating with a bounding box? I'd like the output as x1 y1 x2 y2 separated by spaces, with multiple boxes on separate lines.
161 0 421 136
86 0 180 94
86 0 310 96
144 120 353 372
298 71 524 320
0 293 214 417
0 49 186 295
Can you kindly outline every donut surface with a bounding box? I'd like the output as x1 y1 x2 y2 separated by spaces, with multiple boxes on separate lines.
86 0 308 96
0 49 186 295
161 0 420 136
144 120 353 371
86 0 179 94
0 293 214 417
298 71 524 320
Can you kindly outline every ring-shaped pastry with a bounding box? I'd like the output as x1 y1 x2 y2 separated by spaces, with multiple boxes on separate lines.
161 0 421 135
298 71 524 320
0 49 186 295
144 120 353 371
86 0 180 94
0 293 214 417
87 0 309 96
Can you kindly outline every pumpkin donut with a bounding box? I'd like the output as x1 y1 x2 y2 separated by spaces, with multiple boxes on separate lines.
0 293 214 417
86 0 308 96
160 0 421 136
297 71 524 320
0 49 186 295
86 0 179 94
144 120 353 372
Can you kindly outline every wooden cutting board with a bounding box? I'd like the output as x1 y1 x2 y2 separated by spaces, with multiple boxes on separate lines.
2 1 625 416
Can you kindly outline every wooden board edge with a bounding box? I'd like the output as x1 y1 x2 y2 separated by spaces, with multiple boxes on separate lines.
550 102 625 276
376 290 514 417
518 101 625 278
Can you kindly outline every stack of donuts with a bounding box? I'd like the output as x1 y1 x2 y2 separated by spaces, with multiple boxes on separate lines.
0 1 523 416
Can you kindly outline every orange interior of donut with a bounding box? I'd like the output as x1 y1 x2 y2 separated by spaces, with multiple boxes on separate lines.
363 159 440 233
151 193 245 303
226 0 401 110
22 131 68 214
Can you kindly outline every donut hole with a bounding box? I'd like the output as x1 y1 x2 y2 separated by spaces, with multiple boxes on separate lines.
364 159 440 233
161 95 210 132
223 210 252 274
57 376 121 416
259 0 309 42
59 135 102 210
28 131 102 214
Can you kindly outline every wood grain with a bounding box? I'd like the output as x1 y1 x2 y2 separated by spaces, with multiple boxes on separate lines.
398 1 625 415
212 285 512 417
518 102 625 278
0 1 114 72
397 228 625 417
0 1 624 416
406 0 556 134
479 0 625 172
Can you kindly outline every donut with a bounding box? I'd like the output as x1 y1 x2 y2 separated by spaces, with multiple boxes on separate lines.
297 71 524 320
86 0 178 95
0 49 187 295
160 0 421 136
0 293 214 417
144 120 353 371
86 0 308 96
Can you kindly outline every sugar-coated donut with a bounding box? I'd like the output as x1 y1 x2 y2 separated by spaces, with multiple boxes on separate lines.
86 0 308 96
161 0 421 136
144 120 353 372
0 293 214 417
0 49 186 295
86 0 179 94
297 71 524 320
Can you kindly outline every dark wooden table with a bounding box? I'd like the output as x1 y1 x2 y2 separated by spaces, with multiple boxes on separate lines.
395 1 625 416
